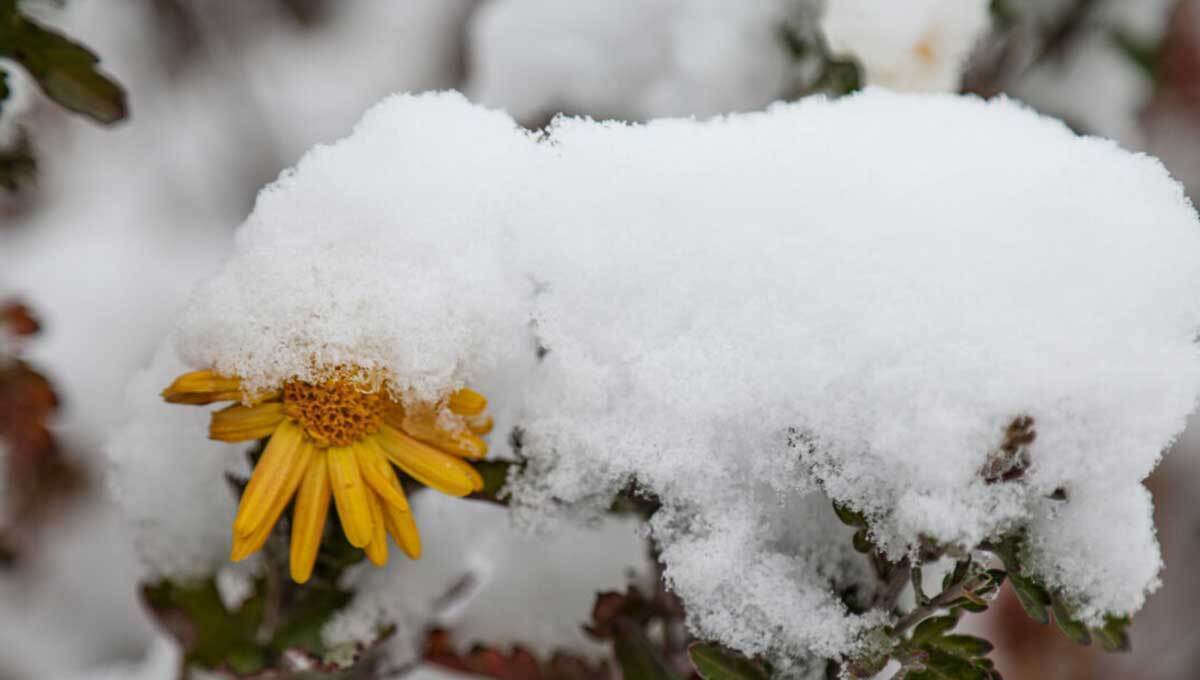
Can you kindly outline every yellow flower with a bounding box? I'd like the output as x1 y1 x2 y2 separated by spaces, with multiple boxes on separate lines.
162 368 493 583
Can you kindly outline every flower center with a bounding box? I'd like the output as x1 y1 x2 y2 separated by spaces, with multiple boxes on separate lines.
282 377 387 447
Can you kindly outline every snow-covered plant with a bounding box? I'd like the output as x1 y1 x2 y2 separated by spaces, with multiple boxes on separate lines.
111 88 1200 679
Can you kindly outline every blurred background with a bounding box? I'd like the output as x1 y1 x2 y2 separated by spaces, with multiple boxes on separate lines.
1 1 1198 678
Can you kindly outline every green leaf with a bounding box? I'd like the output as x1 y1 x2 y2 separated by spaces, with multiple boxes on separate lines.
142 578 269 675
991 534 1050 624
473 460 513 500
142 573 361 675
852 528 873 553
613 619 682 680
1051 593 1091 646
1109 28 1161 80
1093 615 1131 653
1008 571 1051 624
912 565 931 607
929 635 994 658
818 58 863 96
921 647 989 680
0 4 127 124
688 643 767 680
833 501 868 528
911 614 959 645
269 582 354 653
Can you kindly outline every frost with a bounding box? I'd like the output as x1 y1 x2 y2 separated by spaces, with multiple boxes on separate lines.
131 89 1200 664
821 0 991 92
467 0 809 123
324 492 650 661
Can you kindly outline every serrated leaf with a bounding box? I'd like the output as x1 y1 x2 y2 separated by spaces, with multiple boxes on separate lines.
911 614 959 645
929 635 994 658
688 643 767 680
0 4 127 124
1051 593 1091 646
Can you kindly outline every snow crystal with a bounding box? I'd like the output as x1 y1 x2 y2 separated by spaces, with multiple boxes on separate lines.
325 492 650 661
467 0 808 123
822 0 991 92
134 89 1200 664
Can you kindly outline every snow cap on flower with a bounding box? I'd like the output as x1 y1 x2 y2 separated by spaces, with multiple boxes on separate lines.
173 91 536 401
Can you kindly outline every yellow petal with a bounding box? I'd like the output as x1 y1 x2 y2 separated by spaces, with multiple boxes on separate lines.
289 454 331 583
230 465 298 562
209 402 287 443
162 370 244 404
466 414 494 436
355 439 411 511
328 445 374 548
448 388 487 416
375 425 483 497
395 411 489 460
363 491 389 567
233 420 312 537
383 499 422 559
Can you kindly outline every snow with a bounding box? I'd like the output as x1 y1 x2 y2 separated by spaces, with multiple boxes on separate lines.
467 0 808 123
107 347 242 578
1029 484 1163 624
63 635 181 680
172 93 535 401
325 492 651 663
132 88 1200 664
821 0 992 92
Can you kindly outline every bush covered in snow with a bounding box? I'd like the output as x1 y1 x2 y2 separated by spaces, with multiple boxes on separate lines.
107 88 1200 677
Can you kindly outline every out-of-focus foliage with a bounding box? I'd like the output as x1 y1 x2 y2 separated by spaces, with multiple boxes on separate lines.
0 0 126 124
